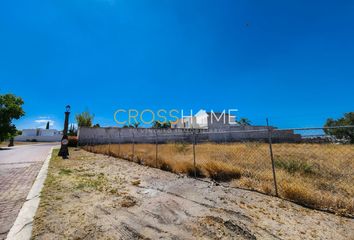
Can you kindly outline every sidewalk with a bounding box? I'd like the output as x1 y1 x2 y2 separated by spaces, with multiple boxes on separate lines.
0 144 56 239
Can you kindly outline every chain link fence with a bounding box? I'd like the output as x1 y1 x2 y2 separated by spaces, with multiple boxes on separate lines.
81 126 354 217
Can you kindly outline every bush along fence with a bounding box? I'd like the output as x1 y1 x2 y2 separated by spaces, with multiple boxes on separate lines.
79 126 354 217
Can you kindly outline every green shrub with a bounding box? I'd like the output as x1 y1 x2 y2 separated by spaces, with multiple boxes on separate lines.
68 136 78 147
275 159 315 175
174 142 190 154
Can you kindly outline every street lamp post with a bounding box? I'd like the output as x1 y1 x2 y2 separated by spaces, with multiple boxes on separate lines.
58 105 71 159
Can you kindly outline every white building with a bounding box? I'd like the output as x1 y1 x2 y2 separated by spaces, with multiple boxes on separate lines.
195 110 209 128
15 129 62 142
172 110 237 129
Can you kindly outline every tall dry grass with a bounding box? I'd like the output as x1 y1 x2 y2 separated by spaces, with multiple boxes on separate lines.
83 142 354 216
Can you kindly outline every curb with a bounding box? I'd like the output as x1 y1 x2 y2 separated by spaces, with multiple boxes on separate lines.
6 147 56 240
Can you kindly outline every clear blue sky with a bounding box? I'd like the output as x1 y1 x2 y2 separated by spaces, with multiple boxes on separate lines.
1 0 353 129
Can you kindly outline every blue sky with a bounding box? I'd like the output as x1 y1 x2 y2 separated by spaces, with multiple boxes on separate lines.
1 0 353 130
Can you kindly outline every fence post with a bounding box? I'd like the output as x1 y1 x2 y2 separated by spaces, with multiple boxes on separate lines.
108 133 111 156
132 131 135 161
118 129 121 157
117 129 121 157
155 129 158 168
267 118 279 197
192 129 197 178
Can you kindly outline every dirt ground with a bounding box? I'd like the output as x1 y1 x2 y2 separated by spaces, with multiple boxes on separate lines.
32 148 354 240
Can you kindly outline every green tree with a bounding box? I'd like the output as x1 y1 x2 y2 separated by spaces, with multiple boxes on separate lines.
122 122 140 128
68 124 77 136
324 112 354 143
152 121 171 129
130 123 139 128
152 121 162 128
75 111 94 127
0 94 25 142
46 121 50 129
238 118 251 126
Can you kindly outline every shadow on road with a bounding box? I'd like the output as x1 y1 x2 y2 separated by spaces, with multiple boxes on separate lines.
0 147 12 151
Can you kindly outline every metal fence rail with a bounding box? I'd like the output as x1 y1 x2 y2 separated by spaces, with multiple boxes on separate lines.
82 126 354 217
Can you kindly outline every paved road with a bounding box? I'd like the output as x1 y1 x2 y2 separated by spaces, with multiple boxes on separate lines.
0 143 58 240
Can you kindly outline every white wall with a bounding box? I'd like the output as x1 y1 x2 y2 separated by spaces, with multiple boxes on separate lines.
22 129 37 136
14 135 62 142
16 128 62 142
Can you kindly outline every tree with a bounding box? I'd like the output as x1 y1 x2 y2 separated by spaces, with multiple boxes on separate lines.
68 124 77 136
152 121 171 129
75 111 94 127
0 94 25 142
46 121 50 129
324 112 354 143
238 118 251 126
152 121 162 128
93 123 100 128
122 122 140 128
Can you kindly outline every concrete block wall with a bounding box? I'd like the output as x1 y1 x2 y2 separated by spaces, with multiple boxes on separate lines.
78 126 301 145
78 127 202 145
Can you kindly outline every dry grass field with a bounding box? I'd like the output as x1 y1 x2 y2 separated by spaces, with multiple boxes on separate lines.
83 142 354 217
